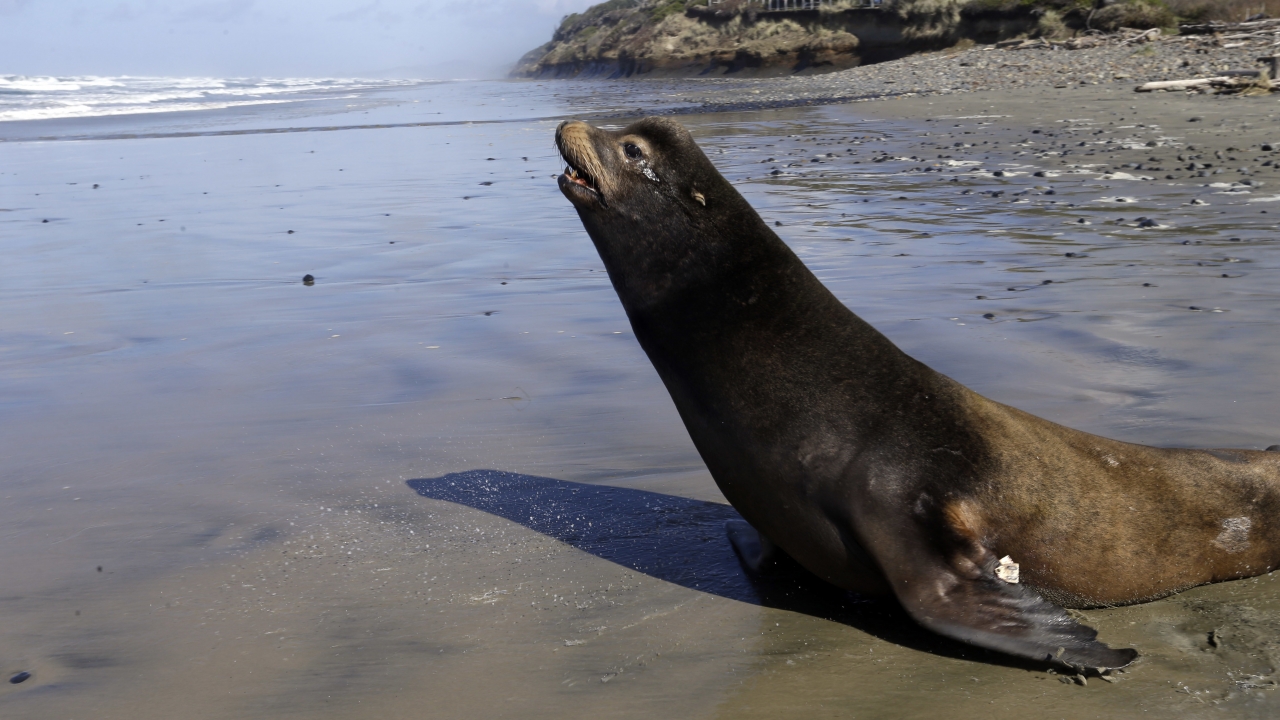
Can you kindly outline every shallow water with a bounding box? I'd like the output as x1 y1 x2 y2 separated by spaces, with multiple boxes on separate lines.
1 80 1279 718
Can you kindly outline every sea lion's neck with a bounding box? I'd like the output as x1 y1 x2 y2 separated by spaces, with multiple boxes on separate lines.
611 220 914 394
589 204 808 326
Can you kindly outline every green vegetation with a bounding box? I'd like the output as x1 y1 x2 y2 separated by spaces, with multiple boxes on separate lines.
650 0 687 22
955 0 1277 30
1167 0 1280 22
1090 0 1175 31
959 0 1278 28
959 0 1090 11
555 0 642 40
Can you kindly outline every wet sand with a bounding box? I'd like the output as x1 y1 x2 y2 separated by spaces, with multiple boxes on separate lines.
2 82 1280 718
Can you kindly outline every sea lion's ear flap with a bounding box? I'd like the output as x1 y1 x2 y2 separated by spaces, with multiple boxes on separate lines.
691 189 706 207
891 549 1138 671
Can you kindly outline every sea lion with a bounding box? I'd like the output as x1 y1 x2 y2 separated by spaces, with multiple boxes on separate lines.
554 116 1280 671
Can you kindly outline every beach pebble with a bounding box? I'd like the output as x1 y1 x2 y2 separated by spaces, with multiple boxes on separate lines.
9 672 30 684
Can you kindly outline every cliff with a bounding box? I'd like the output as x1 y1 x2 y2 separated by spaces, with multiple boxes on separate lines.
510 1 1184 79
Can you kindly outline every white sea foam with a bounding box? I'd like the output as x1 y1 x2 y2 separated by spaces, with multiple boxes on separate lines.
0 75 423 122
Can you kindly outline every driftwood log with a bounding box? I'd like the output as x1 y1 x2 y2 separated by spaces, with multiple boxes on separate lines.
1135 77 1231 92
1136 71 1272 95
1180 18 1280 35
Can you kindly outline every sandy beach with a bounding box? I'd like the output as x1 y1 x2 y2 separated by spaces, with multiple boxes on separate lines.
3 42 1280 718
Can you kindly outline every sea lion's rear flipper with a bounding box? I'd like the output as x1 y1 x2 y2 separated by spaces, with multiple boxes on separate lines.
894 554 1138 671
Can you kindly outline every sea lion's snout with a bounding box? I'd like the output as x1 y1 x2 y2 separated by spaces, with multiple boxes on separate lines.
556 121 610 208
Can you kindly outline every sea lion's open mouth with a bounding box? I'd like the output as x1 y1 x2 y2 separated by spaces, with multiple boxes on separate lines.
556 120 609 207
563 164 599 194
558 158 606 207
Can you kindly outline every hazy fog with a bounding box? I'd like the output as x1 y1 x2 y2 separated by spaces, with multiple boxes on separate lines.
0 0 597 79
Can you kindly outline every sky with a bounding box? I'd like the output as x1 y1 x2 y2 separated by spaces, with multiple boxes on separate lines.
0 0 599 79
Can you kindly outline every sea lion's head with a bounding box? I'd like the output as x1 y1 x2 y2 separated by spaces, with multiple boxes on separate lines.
555 116 721 211
555 117 769 310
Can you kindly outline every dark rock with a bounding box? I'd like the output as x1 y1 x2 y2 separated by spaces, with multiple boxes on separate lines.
9 672 30 684
302 274 315 285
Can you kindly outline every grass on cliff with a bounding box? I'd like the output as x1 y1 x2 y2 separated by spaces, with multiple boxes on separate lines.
1167 0 1280 22
957 0 1280 29
651 0 687 22
552 0 1280 48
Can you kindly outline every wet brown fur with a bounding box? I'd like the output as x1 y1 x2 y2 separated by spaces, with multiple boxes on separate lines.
954 388 1280 608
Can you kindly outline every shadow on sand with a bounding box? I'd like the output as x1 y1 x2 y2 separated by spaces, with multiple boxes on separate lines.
407 469 1044 671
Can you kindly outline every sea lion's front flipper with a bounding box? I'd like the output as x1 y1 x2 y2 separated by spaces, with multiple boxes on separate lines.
893 553 1138 671
726 519 789 575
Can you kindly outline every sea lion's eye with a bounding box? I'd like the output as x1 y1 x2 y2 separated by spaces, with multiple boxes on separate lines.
623 143 642 160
